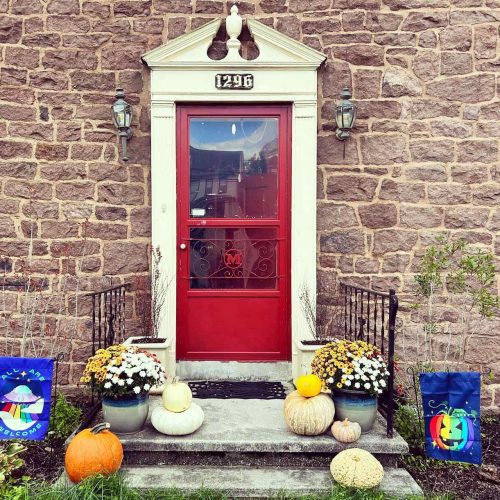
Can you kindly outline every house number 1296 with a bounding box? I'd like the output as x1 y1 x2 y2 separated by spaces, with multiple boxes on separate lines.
215 74 254 90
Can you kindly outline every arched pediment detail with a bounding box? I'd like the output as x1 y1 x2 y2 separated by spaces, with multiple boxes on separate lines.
142 7 325 70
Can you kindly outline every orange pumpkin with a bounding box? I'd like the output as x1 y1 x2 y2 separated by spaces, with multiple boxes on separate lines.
65 422 123 483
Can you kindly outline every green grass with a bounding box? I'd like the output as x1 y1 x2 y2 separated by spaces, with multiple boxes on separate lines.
2 473 449 500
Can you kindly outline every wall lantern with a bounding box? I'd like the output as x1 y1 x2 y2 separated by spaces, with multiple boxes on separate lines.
111 88 133 162
335 87 357 141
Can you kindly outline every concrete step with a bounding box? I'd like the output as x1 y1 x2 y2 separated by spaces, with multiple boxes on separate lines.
121 464 423 498
177 361 292 381
119 398 408 467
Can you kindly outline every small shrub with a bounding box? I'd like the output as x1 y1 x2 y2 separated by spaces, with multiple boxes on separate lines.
49 392 82 441
395 404 424 453
0 442 27 495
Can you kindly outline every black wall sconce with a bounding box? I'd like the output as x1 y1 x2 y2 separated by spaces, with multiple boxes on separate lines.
111 88 133 162
335 86 357 141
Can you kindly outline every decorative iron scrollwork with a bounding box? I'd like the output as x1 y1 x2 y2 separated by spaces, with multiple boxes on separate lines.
190 236 277 289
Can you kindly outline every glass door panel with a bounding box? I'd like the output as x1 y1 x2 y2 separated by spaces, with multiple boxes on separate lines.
189 118 279 219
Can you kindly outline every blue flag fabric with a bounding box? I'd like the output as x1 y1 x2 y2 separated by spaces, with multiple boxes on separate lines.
420 371 481 465
0 357 54 440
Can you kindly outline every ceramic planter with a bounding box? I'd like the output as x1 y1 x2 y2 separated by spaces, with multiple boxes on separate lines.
102 393 149 434
293 339 328 380
332 388 378 433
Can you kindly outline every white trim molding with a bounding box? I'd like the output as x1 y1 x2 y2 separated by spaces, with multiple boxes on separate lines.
142 6 326 379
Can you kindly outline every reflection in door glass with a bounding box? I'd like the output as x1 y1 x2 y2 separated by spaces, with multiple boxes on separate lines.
189 118 279 219
189 227 277 289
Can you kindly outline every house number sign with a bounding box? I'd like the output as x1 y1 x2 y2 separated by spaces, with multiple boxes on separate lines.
215 74 253 90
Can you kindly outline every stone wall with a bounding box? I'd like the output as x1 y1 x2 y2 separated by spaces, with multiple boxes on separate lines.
0 1 498 407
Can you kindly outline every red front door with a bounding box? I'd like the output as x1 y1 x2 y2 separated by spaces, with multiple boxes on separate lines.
176 104 291 361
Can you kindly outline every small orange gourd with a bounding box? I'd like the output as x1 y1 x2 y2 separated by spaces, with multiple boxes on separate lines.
331 418 362 443
65 422 123 483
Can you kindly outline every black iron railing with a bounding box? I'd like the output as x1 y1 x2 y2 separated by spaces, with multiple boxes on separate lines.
339 282 398 438
87 283 130 355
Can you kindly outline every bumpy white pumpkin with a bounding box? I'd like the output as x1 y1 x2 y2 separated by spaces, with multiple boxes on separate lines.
330 448 384 489
162 379 192 413
151 403 204 436
284 390 335 436
331 418 362 443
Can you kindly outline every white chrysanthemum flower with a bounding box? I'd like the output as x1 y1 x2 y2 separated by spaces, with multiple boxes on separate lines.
133 386 141 394
380 380 386 387
364 383 370 390
328 377 334 384
118 379 125 386
144 384 150 391
104 382 112 389
139 370 146 377
344 379 351 386
354 382 360 389
127 378 134 385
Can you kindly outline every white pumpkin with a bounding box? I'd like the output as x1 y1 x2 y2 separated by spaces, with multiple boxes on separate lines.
330 448 384 489
151 403 205 436
331 419 362 443
284 390 335 436
162 379 192 413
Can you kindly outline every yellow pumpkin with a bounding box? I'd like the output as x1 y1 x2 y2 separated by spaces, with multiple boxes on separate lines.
284 390 335 436
331 418 362 443
330 448 384 489
295 374 322 398
162 378 192 413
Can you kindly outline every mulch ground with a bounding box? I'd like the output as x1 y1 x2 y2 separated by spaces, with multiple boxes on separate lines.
402 416 500 499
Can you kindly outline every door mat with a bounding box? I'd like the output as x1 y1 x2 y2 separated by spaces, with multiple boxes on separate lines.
188 381 287 400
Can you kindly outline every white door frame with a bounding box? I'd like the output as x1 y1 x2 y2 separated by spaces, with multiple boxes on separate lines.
142 13 325 378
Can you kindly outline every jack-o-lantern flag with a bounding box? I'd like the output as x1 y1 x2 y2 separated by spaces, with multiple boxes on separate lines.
0 357 54 440
420 372 481 465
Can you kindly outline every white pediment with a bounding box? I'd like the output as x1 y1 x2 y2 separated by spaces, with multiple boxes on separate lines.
142 9 325 70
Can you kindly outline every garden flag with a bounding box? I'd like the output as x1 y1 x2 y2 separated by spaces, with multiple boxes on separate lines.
0 357 54 440
420 372 481 465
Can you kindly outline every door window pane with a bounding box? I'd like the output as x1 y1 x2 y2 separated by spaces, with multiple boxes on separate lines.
189 118 279 219
189 227 277 289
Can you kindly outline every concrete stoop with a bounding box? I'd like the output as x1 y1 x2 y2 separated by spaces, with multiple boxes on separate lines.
114 397 422 498
122 464 422 498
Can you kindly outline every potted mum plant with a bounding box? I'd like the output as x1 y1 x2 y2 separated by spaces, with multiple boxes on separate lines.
311 340 389 432
81 344 165 434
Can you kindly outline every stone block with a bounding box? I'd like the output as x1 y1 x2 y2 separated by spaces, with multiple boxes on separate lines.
103 242 149 274
427 184 471 204
379 179 425 203
439 26 472 52
457 140 498 163
326 176 378 202
317 203 357 229
427 74 495 103
410 140 454 163
401 12 448 32
383 67 423 96
360 134 408 165
441 52 472 75
333 45 385 66
445 207 490 229
373 230 418 255
0 16 22 44
55 182 95 201
98 184 144 205
114 1 151 16
47 0 79 14
412 51 440 82
320 230 365 255
358 203 398 229
0 141 33 159
400 206 443 228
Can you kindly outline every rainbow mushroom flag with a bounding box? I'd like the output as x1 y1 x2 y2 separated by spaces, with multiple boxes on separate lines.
0 357 54 440
420 372 481 465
